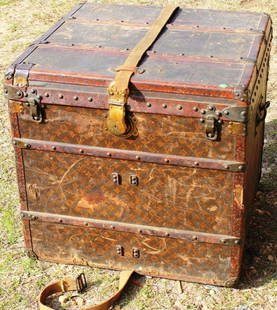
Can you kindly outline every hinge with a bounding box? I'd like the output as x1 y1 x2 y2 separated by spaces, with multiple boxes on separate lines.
13 63 34 87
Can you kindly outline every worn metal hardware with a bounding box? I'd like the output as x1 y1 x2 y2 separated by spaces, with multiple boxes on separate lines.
3 85 24 100
204 113 220 141
116 245 124 256
20 211 241 245
28 96 44 123
112 172 121 185
76 273 87 294
256 99 270 125
13 138 246 172
132 248 140 258
14 63 34 87
222 106 248 122
130 174 138 186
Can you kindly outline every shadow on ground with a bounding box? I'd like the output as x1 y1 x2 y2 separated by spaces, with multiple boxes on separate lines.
240 119 277 288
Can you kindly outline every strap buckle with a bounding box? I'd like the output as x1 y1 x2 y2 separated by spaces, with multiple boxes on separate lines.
76 273 87 293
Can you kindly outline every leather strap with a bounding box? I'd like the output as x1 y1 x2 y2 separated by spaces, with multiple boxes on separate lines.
39 270 134 310
107 5 179 136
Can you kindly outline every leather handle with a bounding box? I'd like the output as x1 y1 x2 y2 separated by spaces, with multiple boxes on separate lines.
39 270 134 310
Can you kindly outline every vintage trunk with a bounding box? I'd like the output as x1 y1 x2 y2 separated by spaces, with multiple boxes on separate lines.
4 3 272 286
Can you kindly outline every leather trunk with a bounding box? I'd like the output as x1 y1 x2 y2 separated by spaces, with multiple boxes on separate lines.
4 3 273 286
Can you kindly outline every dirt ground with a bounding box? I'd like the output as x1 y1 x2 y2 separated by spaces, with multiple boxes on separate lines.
0 1 276 309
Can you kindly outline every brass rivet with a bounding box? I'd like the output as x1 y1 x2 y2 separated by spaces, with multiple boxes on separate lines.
107 152 111 156
224 110 229 115
59 94 63 99
45 92 49 97
79 149 84 153
194 162 199 166
193 107 198 112
192 236 198 241
52 146 56 150
162 104 167 108
208 106 214 111
88 97 93 102
146 103 151 107
177 105 183 110
199 118 205 123
164 158 169 163
74 96 79 100
136 155 141 160
200 109 206 114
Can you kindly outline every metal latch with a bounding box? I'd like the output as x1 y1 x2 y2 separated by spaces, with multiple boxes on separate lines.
205 114 220 141
27 96 44 123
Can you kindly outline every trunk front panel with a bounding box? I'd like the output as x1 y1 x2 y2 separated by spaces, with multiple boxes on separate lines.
30 221 233 285
23 150 233 235
18 105 243 160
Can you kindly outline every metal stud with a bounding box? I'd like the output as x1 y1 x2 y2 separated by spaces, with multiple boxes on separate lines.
164 158 169 163
194 162 199 166
177 105 183 110
218 120 222 124
192 236 198 241
146 103 151 107
88 97 93 102
224 110 229 115
59 94 63 99
193 107 198 112
199 118 205 123
208 106 214 111
44 92 50 97
136 155 141 160
162 104 167 108
31 89 36 94
240 111 247 118
52 146 56 150
79 149 84 153
74 96 79 100
107 152 111 157
238 165 244 171
200 109 206 114
24 144 31 149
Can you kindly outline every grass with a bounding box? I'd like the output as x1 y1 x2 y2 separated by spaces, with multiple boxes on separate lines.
0 0 276 309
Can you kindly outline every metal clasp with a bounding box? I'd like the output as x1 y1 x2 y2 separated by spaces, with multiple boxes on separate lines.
27 96 44 123
76 273 87 293
205 114 220 141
